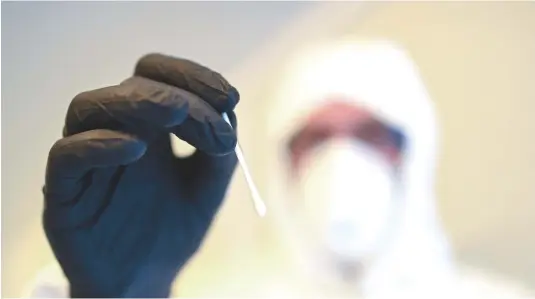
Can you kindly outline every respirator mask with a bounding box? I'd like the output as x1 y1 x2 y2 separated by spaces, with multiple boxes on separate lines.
289 139 399 281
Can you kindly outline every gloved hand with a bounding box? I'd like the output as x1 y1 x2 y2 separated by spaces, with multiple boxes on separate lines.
43 54 239 298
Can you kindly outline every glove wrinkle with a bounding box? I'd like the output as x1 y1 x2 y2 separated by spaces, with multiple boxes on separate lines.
76 166 126 230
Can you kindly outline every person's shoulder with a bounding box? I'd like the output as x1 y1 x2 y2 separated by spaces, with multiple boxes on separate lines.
458 265 535 299
22 263 69 298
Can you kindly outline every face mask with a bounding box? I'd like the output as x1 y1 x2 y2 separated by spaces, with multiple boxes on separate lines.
291 139 397 267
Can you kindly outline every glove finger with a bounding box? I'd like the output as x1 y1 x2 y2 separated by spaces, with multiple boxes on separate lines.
64 77 189 139
169 91 237 156
45 129 146 201
134 53 240 113
66 77 237 156
176 111 238 219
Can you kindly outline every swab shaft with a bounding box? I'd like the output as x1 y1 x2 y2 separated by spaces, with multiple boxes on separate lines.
222 113 266 217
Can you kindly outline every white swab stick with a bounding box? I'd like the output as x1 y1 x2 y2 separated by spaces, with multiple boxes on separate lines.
222 113 266 217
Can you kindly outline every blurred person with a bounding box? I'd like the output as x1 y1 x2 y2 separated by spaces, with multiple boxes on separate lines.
26 42 534 298
258 39 456 297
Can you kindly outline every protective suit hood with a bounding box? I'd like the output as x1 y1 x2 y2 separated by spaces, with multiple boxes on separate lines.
264 39 455 295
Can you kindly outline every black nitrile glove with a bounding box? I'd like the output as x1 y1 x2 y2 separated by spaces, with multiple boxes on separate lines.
43 54 239 298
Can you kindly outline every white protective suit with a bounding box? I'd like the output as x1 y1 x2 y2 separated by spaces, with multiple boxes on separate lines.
26 40 534 299
259 39 455 298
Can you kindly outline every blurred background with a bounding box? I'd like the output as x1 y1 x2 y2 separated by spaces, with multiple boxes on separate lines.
2 1 535 297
